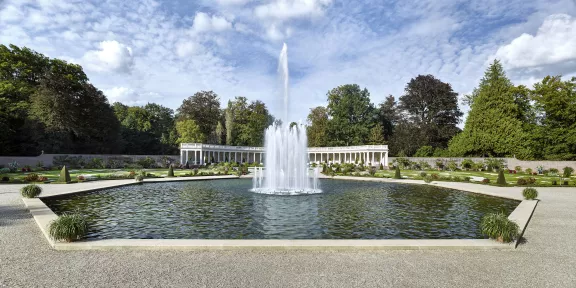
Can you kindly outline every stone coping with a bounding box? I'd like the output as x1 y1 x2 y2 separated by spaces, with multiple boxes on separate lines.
21 175 537 251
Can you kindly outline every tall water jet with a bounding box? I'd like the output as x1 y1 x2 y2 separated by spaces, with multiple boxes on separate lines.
251 43 320 195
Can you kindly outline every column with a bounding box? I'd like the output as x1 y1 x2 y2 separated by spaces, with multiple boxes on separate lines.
185 150 189 164
384 151 389 167
180 149 184 165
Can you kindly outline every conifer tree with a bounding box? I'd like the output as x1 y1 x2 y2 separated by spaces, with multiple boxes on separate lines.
449 60 529 157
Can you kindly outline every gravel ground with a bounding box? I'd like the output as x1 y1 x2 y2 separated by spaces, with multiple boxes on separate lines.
1 183 575 288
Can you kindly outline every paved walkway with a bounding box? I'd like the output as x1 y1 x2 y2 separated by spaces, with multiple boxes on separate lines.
1 179 575 287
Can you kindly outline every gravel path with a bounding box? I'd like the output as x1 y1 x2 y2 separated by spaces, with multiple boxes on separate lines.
1 183 575 288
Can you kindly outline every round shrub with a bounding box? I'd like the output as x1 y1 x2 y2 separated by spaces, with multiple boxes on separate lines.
516 178 528 185
24 173 39 182
480 212 519 243
423 175 433 183
525 168 533 175
1 176 9 182
522 188 538 200
135 175 144 182
453 176 462 182
482 178 490 184
420 171 427 177
20 184 42 198
563 166 574 178
463 176 471 182
368 167 377 176
48 213 87 242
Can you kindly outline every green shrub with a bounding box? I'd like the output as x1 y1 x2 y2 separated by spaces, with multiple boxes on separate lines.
549 168 559 174
563 167 574 178
525 168 533 175
439 176 451 181
414 146 434 157
193 168 199 175
424 175 433 183
135 175 144 182
527 177 536 185
482 178 490 184
1 176 9 182
552 180 557 185
431 173 439 180
0 167 10 174
461 159 474 170
453 176 462 182
167 165 175 177
48 212 87 242
58 166 71 183
368 167 376 176
496 169 506 186
522 188 538 200
480 212 519 243
21 184 42 198
393 165 401 179
379 163 384 170
420 171 427 177
447 160 458 171
514 166 522 173
484 158 504 171
137 157 156 168
463 176 471 182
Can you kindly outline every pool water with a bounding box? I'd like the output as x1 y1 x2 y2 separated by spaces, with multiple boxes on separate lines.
42 179 519 240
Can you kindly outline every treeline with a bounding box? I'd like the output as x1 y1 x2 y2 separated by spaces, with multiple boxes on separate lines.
0 44 272 156
306 60 576 160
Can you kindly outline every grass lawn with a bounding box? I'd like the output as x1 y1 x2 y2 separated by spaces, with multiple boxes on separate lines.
336 169 576 187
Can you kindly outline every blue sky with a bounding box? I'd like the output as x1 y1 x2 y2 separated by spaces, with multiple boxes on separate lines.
2 0 576 123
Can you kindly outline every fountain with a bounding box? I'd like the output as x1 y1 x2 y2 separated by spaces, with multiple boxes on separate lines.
251 43 321 195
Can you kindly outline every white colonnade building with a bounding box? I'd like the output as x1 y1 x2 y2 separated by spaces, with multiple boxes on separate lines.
180 143 389 167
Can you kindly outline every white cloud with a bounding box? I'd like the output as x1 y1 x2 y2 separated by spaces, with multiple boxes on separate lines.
495 14 576 69
103 87 162 106
82 40 134 74
215 0 252 5
192 12 233 33
175 41 201 58
254 0 332 22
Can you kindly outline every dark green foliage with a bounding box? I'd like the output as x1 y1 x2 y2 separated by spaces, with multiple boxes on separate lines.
21 184 42 198
48 212 87 242
449 60 530 158
58 166 71 183
516 178 528 185
326 84 376 146
461 159 474 170
424 175 433 183
496 169 507 186
522 188 538 200
552 180 558 185
394 165 401 179
480 212 519 243
420 171 427 177
193 168 199 175
463 176 471 182
414 146 434 157
306 106 329 147
368 166 376 176
167 165 174 177
563 167 574 178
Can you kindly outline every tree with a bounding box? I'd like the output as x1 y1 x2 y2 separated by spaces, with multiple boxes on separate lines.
306 106 329 147
225 101 234 145
398 75 462 149
30 63 121 154
176 91 221 142
225 97 271 146
176 120 205 144
449 60 529 158
144 103 177 154
368 123 385 144
529 76 576 160
377 95 398 141
215 122 224 145
414 146 434 157
326 84 377 146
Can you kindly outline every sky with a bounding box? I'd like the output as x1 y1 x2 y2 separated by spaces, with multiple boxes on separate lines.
2 0 576 124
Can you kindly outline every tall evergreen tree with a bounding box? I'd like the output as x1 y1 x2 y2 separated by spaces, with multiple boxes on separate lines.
377 95 398 141
449 60 530 158
368 123 385 144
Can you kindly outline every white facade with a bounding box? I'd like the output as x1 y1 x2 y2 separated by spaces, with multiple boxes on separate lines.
180 143 389 167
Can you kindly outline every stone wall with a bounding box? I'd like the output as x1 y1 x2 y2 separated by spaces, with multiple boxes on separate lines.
388 157 576 171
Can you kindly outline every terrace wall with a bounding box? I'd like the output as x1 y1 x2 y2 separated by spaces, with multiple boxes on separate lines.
389 157 576 171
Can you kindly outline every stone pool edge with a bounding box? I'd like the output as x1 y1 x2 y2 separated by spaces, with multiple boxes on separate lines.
21 176 537 251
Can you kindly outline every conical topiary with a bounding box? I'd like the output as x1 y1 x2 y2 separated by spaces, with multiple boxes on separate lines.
394 165 401 179
379 163 384 170
167 165 175 177
496 168 506 186
59 166 71 183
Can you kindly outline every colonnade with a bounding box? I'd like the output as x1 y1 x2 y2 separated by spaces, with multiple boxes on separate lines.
180 150 264 165
307 151 388 166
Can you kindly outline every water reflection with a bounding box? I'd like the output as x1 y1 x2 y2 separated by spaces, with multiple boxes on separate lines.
42 179 519 240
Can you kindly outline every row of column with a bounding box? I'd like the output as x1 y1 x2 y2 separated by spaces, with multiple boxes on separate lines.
308 151 388 166
180 150 264 165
